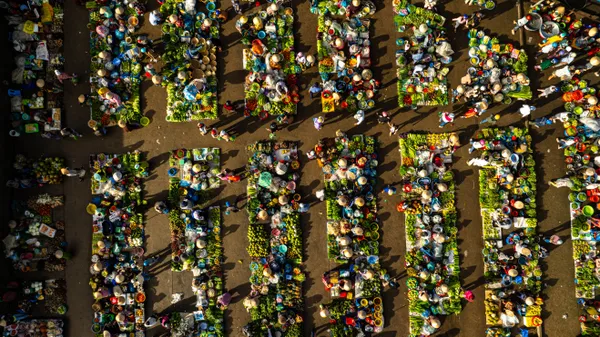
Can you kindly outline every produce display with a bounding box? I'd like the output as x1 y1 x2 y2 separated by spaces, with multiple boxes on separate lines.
315 134 379 262
314 0 379 113
517 2 600 81
393 0 452 107
468 127 545 336
7 0 65 136
159 0 220 122
453 30 531 112
3 194 66 272
19 279 68 316
311 133 384 335
87 0 146 128
167 148 220 271
88 152 149 336
397 133 464 336
2 319 65 337
468 0 496 10
8 155 65 188
242 141 305 337
543 80 600 335
237 5 300 118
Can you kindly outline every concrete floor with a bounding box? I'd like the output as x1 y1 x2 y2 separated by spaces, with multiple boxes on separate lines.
9 0 590 336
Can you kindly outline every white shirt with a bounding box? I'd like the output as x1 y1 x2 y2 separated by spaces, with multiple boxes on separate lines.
519 105 532 117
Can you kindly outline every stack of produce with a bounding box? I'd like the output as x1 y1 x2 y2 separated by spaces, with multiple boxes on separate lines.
3 194 65 272
159 0 220 121
8 155 65 188
311 133 384 335
87 0 146 128
2 319 65 337
544 80 600 335
88 152 149 336
468 127 545 337
453 30 531 112
6 0 65 136
393 0 452 107
397 133 464 336
313 0 379 113
243 141 305 337
237 5 300 118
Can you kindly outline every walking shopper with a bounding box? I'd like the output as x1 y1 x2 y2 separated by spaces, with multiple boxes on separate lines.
60 127 82 140
223 100 234 112
438 111 454 127
377 111 390 124
197 123 208 135
388 122 399 136
309 82 322 98
519 104 536 118
353 110 365 125
60 168 86 182
313 116 324 130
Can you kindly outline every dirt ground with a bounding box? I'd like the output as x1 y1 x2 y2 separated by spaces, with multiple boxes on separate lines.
10 0 592 336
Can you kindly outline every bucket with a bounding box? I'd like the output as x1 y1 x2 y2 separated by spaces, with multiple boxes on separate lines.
583 205 595 217
524 13 542 31
140 117 150 126
207 2 216 11
9 130 20 137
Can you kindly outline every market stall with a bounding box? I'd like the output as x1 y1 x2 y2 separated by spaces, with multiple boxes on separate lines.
393 0 451 108
514 2 600 83
88 152 148 336
6 0 65 137
468 127 545 337
243 141 304 337
315 134 379 262
2 319 65 337
3 194 65 272
310 133 384 335
313 0 379 113
18 279 68 316
453 30 531 113
159 0 221 122
87 0 147 129
398 133 464 336
7 155 65 188
167 148 220 271
543 80 600 334
237 5 300 118
467 0 496 10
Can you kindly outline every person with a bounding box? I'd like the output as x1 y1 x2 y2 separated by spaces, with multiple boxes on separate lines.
388 122 399 136
537 85 558 98
315 189 325 202
544 235 563 245
511 14 531 35
313 116 324 130
353 110 365 125
548 65 574 81
144 314 159 328
480 114 500 125
211 128 218 138
217 291 232 310
60 168 86 182
220 130 233 142
267 122 278 134
224 201 238 215
41 132 61 140
232 0 242 14
297 203 310 213
60 127 82 140
452 14 468 31
154 201 169 214
438 111 454 127
519 104 536 118
383 185 397 195
143 256 160 268
223 100 234 111
78 94 89 107
92 126 107 137
532 116 553 128
210 37 223 52
149 10 162 26
309 82 322 98
197 123 208 135
463 290 474 302
227 173 241 183
377 111 390 124
160 314 170 329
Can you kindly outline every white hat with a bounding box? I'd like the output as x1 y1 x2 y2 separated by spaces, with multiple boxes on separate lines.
239 16 248 24
36 79 45 88
115 274 125 284
116 313 126 322
112 171 122 181
591 56 600 66
456 85 465 94
590 27 598 37
588 96 598 106
152 75 162 85
419 24 428 34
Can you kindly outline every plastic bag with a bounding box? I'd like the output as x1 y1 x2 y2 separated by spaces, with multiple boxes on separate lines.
36 41 49 61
